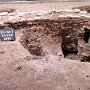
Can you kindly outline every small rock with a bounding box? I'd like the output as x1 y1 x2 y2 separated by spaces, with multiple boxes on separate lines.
21 18 25 21
9 15 19 20
36 13 43 16
80 11 88 14
34 17 41 20
18 12 25 17
58 15 66 18
0 51 4 54
8 12 17 16
81 52 89 57
17 66 22 71
86 75 89 77
0 12 8 16
57 51 64 58
0 22 3 25
63 9 74 13
74 9 80 13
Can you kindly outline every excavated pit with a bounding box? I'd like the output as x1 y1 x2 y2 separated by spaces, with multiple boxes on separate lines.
3 17 90 61
18 18 89 61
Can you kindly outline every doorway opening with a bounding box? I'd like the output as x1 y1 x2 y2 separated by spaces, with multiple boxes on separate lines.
83 27 90 43
62 44 78 60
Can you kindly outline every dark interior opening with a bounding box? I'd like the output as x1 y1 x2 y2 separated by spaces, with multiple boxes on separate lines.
83 27 90 43
62 45 78 60
62 48 78 57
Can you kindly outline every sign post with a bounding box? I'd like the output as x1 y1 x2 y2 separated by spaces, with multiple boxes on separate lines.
0 27 15 41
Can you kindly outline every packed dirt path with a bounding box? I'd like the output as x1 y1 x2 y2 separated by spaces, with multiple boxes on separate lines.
0 2 90 90
0 1 90 12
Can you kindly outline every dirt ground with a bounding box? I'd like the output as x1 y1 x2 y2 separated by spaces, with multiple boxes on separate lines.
0 1 90 12
0 1 90 90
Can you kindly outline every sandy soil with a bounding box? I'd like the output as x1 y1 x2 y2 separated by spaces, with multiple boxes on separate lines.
0 2 90 90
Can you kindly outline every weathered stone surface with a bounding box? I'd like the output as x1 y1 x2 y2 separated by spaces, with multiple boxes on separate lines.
0 27 15 41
